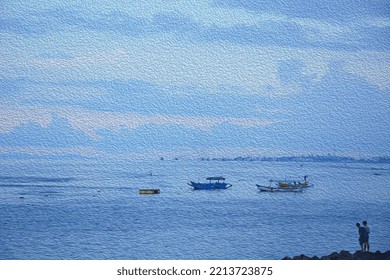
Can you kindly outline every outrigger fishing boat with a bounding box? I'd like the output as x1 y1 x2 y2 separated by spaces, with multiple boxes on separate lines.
257 184 304 192
257 176 312 192
188 177 232 190
276 176 312 188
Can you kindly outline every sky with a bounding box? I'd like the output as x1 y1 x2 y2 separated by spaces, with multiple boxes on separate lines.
1 0 390 159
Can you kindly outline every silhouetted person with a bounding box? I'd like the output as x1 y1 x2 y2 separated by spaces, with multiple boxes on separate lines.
356 223 368 251
362 221 370 252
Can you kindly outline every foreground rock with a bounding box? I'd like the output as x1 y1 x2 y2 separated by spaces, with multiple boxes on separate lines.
282 250 390 260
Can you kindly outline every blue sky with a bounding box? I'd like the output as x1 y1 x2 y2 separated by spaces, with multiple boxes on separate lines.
1 0 389 159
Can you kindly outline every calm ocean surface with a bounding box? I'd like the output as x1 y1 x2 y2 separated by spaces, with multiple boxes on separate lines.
0 158 389 260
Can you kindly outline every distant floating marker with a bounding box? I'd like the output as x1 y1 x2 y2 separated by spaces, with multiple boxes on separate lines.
139 189 160 195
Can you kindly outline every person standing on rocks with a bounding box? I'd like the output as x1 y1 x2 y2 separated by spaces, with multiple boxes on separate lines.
362 221 370 252
356 223 368 251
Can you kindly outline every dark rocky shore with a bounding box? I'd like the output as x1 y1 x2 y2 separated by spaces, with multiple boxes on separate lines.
283 250 390 260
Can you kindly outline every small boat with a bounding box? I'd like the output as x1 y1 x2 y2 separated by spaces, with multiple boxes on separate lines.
276 176 313 188
139 189 160 195
256 184 303 192
188 177 232 190
257 176 312 193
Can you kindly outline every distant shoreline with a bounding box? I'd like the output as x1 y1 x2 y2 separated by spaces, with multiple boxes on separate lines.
282 250 390 260
1 153 390 164
199 155 390 164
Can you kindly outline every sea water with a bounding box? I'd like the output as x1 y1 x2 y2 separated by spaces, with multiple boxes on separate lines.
0 158 389 260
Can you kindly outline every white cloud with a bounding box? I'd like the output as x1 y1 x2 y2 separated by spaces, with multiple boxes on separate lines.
0 106 52 133
1 0 389 94
0 146 101 158
31 48 128 68
3 33 388 93
363 17 390 28
345 52 390 90
0 105 279 139
58 108 278 139
292 18 359 44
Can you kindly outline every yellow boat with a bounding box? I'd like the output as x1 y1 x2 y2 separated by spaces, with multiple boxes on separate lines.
257 176 313 193
277 176 312 188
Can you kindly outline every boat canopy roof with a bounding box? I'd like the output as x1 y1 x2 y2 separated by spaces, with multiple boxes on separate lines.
207 176 225 181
